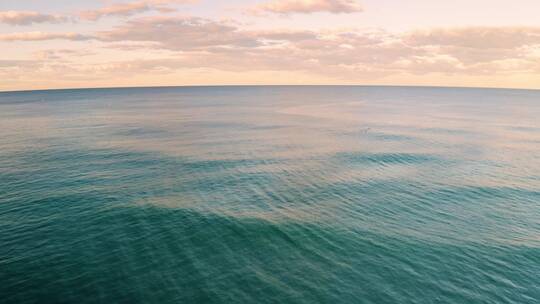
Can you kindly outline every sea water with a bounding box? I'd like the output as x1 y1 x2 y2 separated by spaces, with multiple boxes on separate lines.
0 86 539 303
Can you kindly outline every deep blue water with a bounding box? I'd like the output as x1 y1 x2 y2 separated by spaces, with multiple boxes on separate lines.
0 86 539 303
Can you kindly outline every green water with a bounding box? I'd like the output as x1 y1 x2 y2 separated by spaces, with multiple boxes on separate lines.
1 86 539 303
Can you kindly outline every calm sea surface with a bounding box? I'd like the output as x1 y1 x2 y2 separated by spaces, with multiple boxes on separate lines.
1 86 539 303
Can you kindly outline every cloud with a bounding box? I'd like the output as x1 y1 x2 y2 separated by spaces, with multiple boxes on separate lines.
79 0 197 21
0 10 66 25
93 17 422 77
96 16 305 49
93 20 540 80
406 27 540 49
2 17 540 90
32 49 95 60
5 21 539 80
0 32 91 41
0 60 42 68
402 27 540 67
253 0 363 15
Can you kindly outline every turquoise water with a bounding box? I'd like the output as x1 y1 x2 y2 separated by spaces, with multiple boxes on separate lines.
0 86 539 303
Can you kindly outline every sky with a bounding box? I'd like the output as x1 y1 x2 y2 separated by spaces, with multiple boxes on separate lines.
1 0 540 91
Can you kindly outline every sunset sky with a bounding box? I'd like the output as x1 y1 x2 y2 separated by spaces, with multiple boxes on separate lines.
1 0 540 91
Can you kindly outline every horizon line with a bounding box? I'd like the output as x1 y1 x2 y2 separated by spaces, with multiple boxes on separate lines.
1 84 539 94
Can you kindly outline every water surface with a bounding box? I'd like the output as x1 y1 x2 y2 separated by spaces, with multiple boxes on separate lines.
1 86 539 303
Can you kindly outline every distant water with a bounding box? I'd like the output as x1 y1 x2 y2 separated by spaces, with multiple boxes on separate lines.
1 86 539 303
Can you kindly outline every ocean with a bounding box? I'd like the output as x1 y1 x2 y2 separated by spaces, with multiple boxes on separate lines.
0 86 539 303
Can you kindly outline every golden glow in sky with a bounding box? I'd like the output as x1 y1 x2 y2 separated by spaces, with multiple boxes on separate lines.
1 0 540 91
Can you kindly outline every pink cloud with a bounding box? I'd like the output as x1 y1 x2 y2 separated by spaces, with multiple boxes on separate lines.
406 27 540 49
0 32 91 41
0 11 66 25
254 0 363 15
93 16 540 74
79 0 197 21
97 16 261 49
2 15 540 90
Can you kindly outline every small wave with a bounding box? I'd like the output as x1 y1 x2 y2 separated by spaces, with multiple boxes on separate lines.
336 152 441 166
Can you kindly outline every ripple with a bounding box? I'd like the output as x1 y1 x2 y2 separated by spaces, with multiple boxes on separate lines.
1 86 539 303
336 152 441 166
